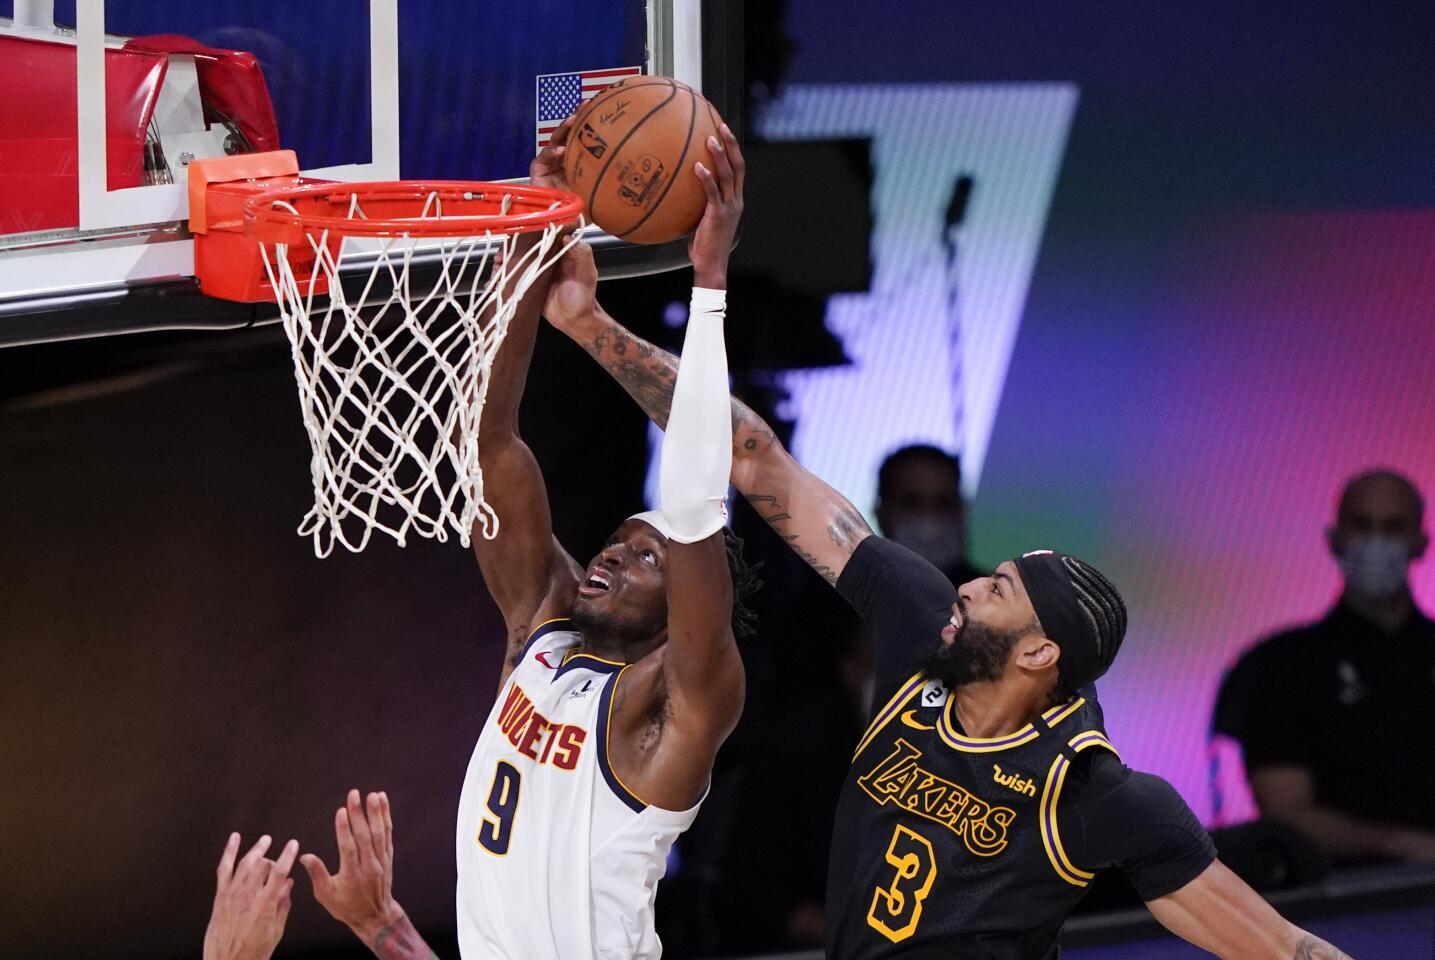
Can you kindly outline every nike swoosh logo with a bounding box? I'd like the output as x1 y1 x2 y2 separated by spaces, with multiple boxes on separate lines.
900 710 935 731
535 651 557 668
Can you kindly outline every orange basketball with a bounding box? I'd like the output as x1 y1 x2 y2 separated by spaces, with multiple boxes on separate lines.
562 76 724 245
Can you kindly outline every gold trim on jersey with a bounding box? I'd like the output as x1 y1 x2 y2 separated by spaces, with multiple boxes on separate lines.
561 650 626 668
601 664 652 809
517 617 576 662
529 617 570 637
936 696 1087 753
1040 730 1119 887
853 673 927 760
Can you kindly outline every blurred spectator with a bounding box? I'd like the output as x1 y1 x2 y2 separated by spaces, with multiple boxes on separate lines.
1214 468 1435 864
875 445 984 587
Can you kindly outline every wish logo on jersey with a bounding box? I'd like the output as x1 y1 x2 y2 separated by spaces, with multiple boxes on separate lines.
494 684 587 769
857 738 1016 856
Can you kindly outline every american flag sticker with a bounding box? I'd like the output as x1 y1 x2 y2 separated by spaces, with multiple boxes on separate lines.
536 66 644 151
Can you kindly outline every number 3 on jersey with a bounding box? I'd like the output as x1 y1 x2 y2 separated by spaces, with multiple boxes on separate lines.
477 761 522 855
867 824 938 942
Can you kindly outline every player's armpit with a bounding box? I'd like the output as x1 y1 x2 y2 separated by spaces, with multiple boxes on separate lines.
471 437 579 655
470 209 577 674
1145 861 1352 959
496 537 583 677
599 531 743 813
661 533 743 731
638 542 745 810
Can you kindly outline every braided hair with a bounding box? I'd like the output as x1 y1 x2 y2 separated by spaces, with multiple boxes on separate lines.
723 527 764 638
1052 555 1127 701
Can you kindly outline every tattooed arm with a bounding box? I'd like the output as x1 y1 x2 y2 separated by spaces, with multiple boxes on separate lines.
544 127 869 583
544 247 871 586
1290 939 1354 959
364 917 441 960
1290 938 1354 959
1145 861 1353 958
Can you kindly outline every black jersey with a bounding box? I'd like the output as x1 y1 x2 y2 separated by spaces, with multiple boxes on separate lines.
828 536 1216 960
1215 603 1435 829
826 672 1115 960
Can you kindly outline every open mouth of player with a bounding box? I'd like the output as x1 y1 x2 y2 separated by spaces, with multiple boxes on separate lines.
940 602 965 643
578 568 614 598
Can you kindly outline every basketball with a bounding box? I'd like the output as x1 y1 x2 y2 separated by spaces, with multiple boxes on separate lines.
562 76 724 245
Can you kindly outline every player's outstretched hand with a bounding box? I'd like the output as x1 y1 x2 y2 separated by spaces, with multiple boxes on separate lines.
531 114 576 191
689 123 744 290
203 833 299 960
301 790 408 946
543 240 600 332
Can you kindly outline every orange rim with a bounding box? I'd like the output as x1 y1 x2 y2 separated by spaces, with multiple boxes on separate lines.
243 180 584 243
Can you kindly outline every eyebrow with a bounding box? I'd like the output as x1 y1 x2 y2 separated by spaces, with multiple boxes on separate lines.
993 571 1017 595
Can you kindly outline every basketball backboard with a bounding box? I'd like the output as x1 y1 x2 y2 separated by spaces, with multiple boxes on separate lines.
0 0 741 346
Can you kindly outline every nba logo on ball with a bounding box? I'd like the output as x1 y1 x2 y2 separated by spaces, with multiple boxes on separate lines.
577 123 608 159
562 76 727 245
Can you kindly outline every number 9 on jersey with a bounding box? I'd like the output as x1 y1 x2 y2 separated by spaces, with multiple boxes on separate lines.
477 761 522 855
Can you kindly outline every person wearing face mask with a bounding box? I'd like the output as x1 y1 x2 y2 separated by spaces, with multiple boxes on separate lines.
1214 468 1435 864
875 445 985 587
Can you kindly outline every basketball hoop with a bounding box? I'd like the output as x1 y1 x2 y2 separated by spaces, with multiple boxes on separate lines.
193 157 584 556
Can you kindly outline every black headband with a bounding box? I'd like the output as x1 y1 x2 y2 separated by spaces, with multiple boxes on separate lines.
1012 549 1098 688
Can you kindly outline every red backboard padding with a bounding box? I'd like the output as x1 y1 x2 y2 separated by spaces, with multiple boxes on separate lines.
0 33 282 236
0 35 166 234
125 35 280 155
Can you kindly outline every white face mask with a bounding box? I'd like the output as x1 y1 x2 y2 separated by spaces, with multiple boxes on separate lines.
889 514 967 571
1338 535 1412 599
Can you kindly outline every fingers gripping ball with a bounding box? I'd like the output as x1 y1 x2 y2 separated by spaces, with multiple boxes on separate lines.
562 76 724 245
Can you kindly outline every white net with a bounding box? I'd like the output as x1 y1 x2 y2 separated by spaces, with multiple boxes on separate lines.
259 190 579 557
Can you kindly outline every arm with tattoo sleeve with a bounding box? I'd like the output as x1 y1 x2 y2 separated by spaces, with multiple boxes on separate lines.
544 254 870 586
543 126 870 585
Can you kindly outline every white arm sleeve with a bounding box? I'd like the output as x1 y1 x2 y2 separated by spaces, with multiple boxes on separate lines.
656 286 732 544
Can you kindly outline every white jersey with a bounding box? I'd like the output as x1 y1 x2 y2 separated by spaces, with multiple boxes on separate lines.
457 619 701 960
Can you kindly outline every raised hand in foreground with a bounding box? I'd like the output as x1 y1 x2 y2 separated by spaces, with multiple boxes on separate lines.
301 789 440 960
203 833 299 960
